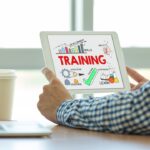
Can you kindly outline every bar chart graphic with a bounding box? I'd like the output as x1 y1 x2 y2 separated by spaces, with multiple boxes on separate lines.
55 39 87 54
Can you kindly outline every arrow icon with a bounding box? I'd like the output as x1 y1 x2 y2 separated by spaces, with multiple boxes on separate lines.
79 73 84 76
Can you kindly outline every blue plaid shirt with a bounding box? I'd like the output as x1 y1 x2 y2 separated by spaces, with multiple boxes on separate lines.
57 81 150 135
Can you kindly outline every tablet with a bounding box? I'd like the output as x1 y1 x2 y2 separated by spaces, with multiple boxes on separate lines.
40 31 130 94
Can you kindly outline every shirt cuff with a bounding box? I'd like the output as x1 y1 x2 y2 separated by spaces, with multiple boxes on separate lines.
56 99 74 126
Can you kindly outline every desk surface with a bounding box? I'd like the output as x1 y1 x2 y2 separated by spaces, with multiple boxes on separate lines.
0 125 150 150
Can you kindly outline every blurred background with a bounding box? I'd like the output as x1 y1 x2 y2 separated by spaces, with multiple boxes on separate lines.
0 0 149 123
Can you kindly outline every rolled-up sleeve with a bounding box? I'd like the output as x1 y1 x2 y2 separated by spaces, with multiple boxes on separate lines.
57 82 150 135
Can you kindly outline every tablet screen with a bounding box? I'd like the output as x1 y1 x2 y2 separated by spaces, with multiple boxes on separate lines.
48 34 124 90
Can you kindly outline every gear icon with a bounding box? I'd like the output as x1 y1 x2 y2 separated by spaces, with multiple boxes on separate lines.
61 69 71 78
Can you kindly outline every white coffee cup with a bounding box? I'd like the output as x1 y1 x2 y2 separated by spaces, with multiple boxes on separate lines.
0 69 16 120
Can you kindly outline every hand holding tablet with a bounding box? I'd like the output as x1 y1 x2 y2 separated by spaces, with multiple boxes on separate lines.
40 31 130 94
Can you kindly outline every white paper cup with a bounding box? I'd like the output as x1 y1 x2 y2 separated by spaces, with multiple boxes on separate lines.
0 69 16 120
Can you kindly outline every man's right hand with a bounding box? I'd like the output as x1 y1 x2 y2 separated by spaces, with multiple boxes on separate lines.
37 68 72 123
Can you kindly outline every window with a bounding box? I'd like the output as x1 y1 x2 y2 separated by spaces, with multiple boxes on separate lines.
94 0 150 47
0 0 70 48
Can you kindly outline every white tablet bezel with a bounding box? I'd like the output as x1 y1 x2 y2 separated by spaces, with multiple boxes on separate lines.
40 31 130 94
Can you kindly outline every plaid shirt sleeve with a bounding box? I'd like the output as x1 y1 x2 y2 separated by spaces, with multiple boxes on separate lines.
57 81 150 135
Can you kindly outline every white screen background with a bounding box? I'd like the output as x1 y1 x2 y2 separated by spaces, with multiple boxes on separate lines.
48 35 124 90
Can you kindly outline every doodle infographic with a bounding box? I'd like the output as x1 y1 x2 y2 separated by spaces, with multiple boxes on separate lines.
48 35 124 90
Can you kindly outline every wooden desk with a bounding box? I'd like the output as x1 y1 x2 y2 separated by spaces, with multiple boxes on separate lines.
0 125 150 150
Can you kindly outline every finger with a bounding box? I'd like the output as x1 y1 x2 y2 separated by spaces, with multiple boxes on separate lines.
42 67 56 83
131 82 143 91
126 66 147 82
130 83 135 89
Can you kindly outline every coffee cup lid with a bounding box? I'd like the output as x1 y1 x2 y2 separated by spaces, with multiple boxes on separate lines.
0 69 16 79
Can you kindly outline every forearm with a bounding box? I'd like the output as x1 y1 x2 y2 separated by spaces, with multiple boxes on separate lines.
57 81 150 135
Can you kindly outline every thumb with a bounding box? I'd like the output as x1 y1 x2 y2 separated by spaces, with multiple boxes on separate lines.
42 67 56 83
